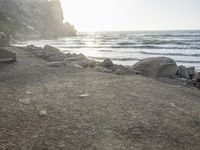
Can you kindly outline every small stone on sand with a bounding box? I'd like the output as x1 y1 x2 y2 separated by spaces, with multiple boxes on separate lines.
78 93 90 98
169 103 176 108
39 110 48 116
19 98 31 105
26 91 32 94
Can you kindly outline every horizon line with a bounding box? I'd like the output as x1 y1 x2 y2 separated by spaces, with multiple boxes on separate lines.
77 29 200 33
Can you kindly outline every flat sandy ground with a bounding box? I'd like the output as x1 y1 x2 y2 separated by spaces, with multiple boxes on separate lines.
0 47 200 150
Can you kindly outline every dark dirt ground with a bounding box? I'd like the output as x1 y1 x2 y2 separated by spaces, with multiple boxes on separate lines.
0 47 200 150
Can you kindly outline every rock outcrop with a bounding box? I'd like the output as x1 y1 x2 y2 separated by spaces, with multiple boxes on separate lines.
133 57 178 77
0 32 9 47
0 0 76 39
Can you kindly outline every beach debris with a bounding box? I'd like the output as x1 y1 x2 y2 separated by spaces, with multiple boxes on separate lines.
39 109 48 116
19 98 31 105
78 93 90 98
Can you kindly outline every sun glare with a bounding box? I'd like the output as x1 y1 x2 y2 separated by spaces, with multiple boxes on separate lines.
60 0 122 31
60 0 200 32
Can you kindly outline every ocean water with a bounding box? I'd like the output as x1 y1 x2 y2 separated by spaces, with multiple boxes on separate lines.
15 30 200 70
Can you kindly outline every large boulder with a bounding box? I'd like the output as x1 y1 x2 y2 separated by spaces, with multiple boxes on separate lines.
133 57 177 77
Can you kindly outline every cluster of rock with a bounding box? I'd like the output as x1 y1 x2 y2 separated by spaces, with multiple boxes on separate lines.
130 57 200 89
177 66 200 89
26 45 141 75
26 45 200 89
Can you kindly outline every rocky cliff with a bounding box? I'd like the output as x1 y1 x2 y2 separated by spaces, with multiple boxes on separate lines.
0 0 76 39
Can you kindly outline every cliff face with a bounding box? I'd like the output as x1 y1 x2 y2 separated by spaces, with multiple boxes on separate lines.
0 0 76 39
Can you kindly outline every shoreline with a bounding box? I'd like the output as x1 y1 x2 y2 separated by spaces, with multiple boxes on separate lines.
20 44 200 89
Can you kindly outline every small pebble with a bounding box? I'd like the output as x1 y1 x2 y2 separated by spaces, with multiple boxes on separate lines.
58 141 66 148
169 103 176 108
19 98 31 105
39 110 47 116
26 91 32 94
78 93 90 98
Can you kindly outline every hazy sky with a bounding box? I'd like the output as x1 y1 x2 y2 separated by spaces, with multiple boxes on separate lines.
60 0 200 31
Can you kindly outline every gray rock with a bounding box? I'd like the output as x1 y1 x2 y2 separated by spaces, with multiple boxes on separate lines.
73 64 83 69
99 59 114 68
178 66 195 79
46 53 66 62
78 93 90 98
126 67 141 75
185 79 197 87
65 53 87 62
26 91 32 94
193 71 200 80
0 32 9 47
0 48 16 62
114 69 126 75
28 45 66 62
178 66 190 79
46 62 64 67
44 45 60 52
93 66 112 73
133 57 177 77
196 83 200 89
108 64 126 72
187 67 195 77
77 59 96 68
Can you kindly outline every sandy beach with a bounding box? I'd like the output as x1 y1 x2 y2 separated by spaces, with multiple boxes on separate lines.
0 46 200 149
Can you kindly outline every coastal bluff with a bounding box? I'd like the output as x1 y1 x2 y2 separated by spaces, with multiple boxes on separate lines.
0 0 76 39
